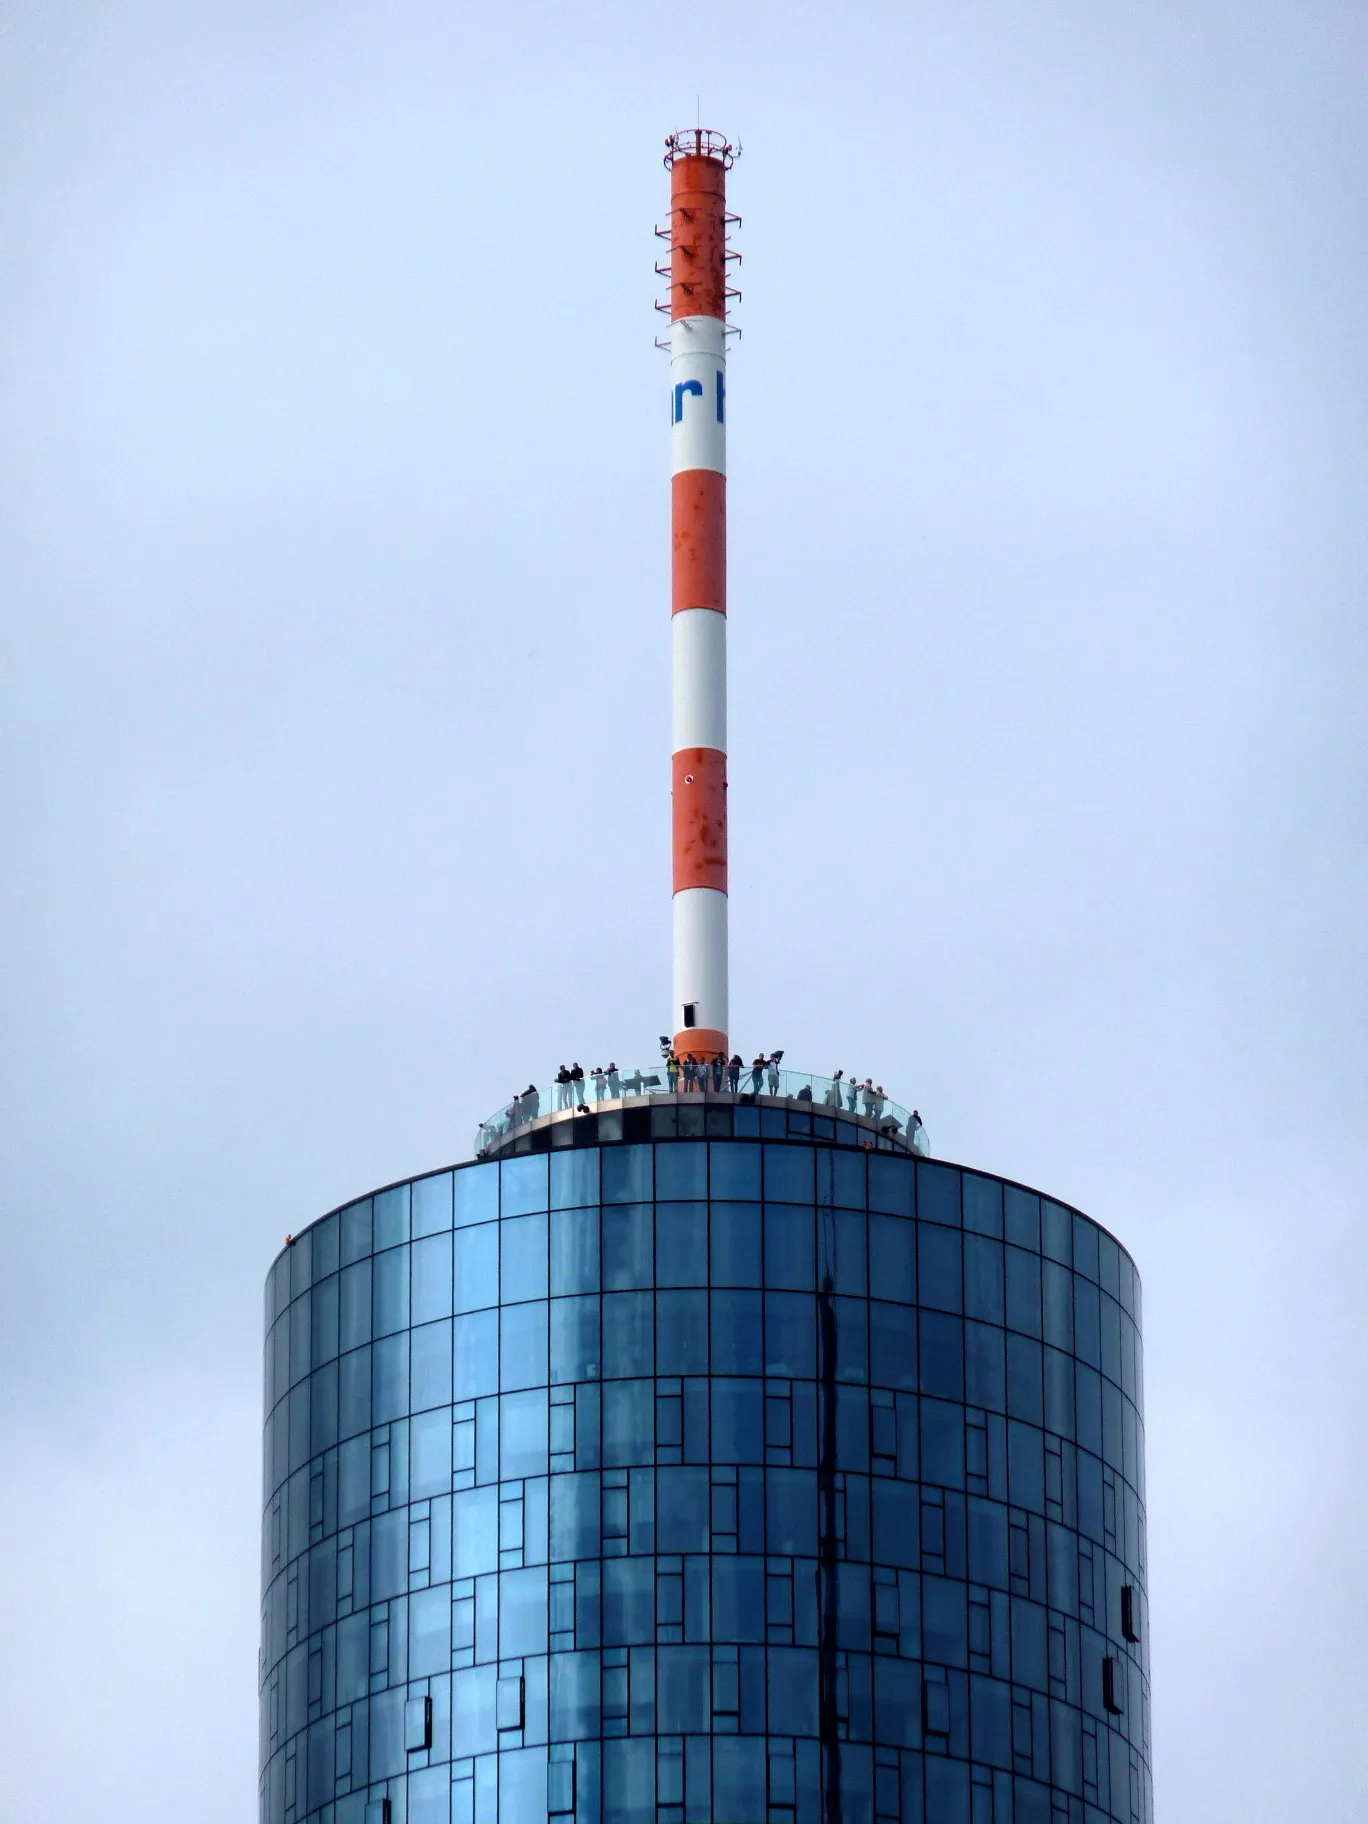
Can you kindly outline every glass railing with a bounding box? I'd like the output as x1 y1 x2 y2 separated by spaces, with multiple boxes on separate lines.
475 1065 929 1160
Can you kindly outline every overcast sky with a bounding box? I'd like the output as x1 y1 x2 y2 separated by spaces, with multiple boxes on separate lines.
1 2 1365 1818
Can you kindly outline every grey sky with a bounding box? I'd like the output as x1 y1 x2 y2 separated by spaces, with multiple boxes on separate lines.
1 1 1364 1817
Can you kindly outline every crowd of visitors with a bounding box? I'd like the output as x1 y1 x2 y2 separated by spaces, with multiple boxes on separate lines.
494 1055 923 1151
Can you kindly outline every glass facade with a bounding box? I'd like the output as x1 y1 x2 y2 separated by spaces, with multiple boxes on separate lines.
261 1118 1151 1824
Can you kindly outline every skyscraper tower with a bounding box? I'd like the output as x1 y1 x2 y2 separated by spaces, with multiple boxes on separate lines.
259 133 1153 1824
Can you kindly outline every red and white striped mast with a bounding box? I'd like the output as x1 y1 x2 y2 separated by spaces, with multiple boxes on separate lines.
660 128 738 1064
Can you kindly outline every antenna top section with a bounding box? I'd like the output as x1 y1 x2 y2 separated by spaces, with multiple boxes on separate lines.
665 128 739 169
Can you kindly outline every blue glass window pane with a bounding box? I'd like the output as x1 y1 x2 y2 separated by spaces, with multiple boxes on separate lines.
656 1203 707 1286
1102 1380 1124 1471
868 1213 915 1304
501 1213 549 1303
1043 1346 1075 1439
409 1585 451 1677
501 1155 549 1218
925 1755 970 1824
655 1465 709 1551
312 1212 340 1281
454 1485 500 1577
411 1319 454 1410
835 1383 870 1472
764 1143 814 1204
824 1207 867 1295
1015 1777 1051 1824
832 1295 869 1383
602 1379 653 1465
309 1360 338 1454
711 1138 766 1196
372 1333 408 1421
965 1319 1006 1412
874 1657 920 1748
657 1644 711 1730
1005 1186 1041 1252
712 1290 763 1375
1097 1228 1120 1298
970 1674 1013 1768
1116 1249 1136 1318
340 1198 372 1265
550 1650 600 1739
551 1207 599 1295
1005 1246 1042 1339
1011 1596 1048 1690
340 1260 372 1351
867 1154 914 1217
764 1291 815 1378
373 1185 409 1250
711 1378 763 1462
502 1389 549 1477
551 1149 600 1209
766 1468 818 1556
919 1312 963 1401
602 1556 654 1644
412 1234 453 1325
655 1289 708 1375
821 1147 866 1210
411 1405 452 1495
455 1224 499 1313
1076 1449 1104 1544
501 1301 548 1390
455 1164 499 1227
551 1294 600 1382
968 1496 1008 1588
1006 1335 1044 1426
764 1205 815 1290
412 1172 453 1236
1042 1261 1073 1350
963 1174 1003 1237
1040 1199 1072 1266
602 1204 652 1290
339 1346 371 1438
869 1302 916 1391
872 1480 919 1568
711 1202 762 1286
452 1665 497 1755
712 1555 764 1641
1072 1214 1099 1283
373 1247 410 1336
454 1308 498 1400
923 1575 967 1665
712 1736 765 1824
602 1291 653 1378
921 1399 965 1489
602 1145 652 1204
371 1509 406 1600
917 1163 960 1227
604 1738 655 1824
769 1646 820 1736
655 1141 707 1199
1075 1362 1103 1456
550 1470 600 1560
288 1297 311 1387
1073 1277 1101 1368
964 1234 1004 1324
1100 1293 1122 1385
1008 1420 1045 1513
918 1225 962 1313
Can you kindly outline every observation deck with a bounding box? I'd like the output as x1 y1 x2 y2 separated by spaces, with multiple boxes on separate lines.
475 1066 929 1163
